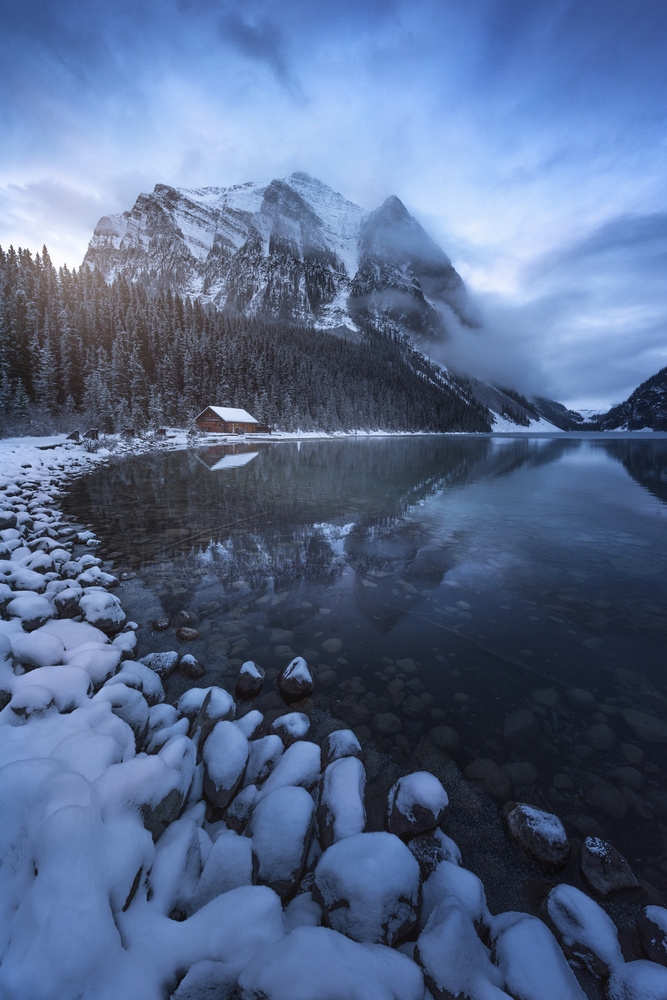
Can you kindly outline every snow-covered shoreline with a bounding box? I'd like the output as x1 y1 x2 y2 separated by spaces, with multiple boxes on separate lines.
1 433 667 1000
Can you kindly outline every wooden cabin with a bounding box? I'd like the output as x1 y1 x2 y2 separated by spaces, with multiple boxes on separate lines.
194 406 260 434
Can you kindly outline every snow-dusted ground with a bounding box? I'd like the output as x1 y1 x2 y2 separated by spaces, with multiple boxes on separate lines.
1 431 665 999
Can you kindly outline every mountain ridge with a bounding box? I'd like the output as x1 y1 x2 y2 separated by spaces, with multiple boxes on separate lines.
83 172 474 342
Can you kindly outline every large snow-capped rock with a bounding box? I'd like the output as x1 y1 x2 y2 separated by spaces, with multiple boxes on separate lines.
83 172 474 343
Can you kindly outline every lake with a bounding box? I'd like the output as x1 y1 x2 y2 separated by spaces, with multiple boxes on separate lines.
62 434 667 892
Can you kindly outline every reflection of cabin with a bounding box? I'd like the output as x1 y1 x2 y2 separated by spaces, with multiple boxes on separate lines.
196 444 261 471
195 406 259 434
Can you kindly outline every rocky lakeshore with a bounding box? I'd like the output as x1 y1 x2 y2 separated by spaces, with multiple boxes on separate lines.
2 436 667 999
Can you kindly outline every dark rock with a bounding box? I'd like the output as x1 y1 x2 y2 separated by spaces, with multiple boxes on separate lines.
566 687 598 713
583 777 628 819
463 758 511 801
506 803 570 867
502 761 540 788
176 627 200 641
372 712 402 737
621 708 667 744
152 618 170 631
332 696 371 728
503 708 540 747
580 836 639 896
427 725 461 756
178 654 205 680
585 724 616 751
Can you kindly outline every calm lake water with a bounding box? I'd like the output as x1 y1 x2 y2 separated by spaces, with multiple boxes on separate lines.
63 435 667 889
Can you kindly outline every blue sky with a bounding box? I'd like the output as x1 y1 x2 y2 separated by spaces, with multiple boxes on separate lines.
1 0 666 408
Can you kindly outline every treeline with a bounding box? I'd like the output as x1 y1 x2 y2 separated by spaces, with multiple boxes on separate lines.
0 244 491 435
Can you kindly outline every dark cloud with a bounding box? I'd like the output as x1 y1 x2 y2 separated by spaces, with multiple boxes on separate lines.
219 12 304 98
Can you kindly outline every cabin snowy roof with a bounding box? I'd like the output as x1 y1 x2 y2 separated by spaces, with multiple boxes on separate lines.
196 406 258 424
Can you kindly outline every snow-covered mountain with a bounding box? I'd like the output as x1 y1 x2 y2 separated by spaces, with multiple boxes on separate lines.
596 367 667 431
83 172 476 342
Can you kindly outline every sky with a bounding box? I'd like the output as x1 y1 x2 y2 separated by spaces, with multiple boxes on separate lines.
1 0 666 409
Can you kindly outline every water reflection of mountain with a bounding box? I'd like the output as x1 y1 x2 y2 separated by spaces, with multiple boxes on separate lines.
62 436 631 608
598 439 667 506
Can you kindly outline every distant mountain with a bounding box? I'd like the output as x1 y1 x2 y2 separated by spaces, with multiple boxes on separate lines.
84 172 475 344
596 367 667 431
528 396 587 431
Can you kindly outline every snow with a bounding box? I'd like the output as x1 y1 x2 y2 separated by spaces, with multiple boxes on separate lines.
191 830 253 910
546 883 623 972
258 739 321 798
244 733 284 786
238 926 424 1000
421 860 489 928
271 711 310 741
319 755 366 844
417 899 507 1000
491 413 563 433
198 406 258 424
10 629 65 667
202 720 249 806
491 913 587 1000
250 785 315 893
389 770 448 824
608 960 667 1000
314 832 420 945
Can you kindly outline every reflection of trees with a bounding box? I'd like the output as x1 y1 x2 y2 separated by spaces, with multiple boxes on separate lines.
62 435 634 602
597 439 667 506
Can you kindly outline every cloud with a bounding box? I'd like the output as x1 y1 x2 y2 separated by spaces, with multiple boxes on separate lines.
219 12 304 99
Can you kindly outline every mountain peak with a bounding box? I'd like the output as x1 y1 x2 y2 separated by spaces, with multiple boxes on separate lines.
83 172 475 342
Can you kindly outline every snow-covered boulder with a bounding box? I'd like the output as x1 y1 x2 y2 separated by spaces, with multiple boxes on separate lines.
234 709 263 740
7 593 54 631
277 655 315 703
171 960 238 1000
580 836 639 895
318 756 366 848
190 687 236 754
407 829 462 879
506 803 570 867
250 785 315 899
202 720 249 809
545 883 623 978
140 649 179 678
96 734 196 838
191 830 253 911
608 959 667 1000
53 585 83 618
238 925 425 1000
65 641 123 687
106 660 165 707
236 660 266 697
314 832 420 945
147 817 203 917
9 664 92 714
93 682 150 744
10 629 65 668
416 898 508 1000
321 728 363 769
491 912 587 1000
421 860 489 930
269 711 310 745
639 906 667 966
243 734 284 787
387 771 448 838
259 740 321 799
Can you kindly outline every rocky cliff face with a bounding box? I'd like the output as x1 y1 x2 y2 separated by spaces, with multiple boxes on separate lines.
83 172 474 343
